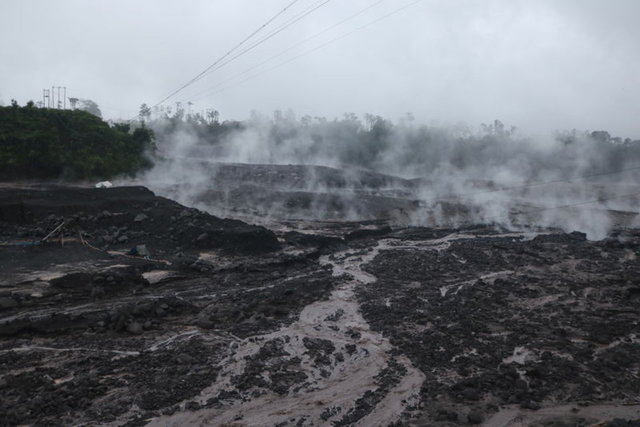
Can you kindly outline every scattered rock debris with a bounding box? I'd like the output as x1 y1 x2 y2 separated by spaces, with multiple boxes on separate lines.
0 184 639 426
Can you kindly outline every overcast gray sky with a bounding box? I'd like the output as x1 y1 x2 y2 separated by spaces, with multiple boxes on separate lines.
1 0 639 137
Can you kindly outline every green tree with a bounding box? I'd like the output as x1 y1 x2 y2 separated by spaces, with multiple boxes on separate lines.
139 103 151 121
78 99 102 118
0 105 154 180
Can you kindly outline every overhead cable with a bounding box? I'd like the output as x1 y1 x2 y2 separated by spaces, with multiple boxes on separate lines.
193 0 424 98
150 0 302 109
189 0 334 90
187 0 389 102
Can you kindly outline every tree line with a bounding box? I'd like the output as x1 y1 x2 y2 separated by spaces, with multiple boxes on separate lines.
0 101 154 180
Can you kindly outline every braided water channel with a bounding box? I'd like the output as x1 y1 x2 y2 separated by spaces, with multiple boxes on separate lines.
148 240 426 426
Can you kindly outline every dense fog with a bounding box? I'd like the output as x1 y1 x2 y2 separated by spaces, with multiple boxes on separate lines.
133 111 640 239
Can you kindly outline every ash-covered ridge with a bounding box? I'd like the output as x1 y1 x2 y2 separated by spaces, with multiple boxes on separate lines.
140 160 422 222
140 160 639 240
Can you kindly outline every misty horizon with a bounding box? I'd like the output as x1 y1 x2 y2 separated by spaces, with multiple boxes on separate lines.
1 0 639 137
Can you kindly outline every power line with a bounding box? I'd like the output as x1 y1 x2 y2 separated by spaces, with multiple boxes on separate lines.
187 0 389 103
192 0 425 98
186 0 334 90
150 0 302 109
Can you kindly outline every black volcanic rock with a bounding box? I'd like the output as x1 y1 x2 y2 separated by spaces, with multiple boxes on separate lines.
0 185 280 254
1 182 640 427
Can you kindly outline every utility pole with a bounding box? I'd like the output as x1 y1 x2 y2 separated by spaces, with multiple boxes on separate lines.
63 87 66 109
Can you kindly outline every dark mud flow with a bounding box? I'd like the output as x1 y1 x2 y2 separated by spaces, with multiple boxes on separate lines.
0 185 638 426
356 228 640 425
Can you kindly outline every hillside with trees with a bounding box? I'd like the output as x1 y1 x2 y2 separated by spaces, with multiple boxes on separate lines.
0 101 154 180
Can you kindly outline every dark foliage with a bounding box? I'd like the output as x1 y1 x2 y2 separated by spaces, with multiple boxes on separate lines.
0 104 154 180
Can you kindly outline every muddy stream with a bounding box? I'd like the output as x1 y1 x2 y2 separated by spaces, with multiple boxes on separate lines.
146 241 425 426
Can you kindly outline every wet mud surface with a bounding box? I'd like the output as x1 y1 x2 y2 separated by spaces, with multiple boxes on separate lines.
357 229 640 425
1 184 639 426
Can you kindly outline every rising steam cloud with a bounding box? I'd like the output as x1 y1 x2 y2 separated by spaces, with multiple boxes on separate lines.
134 111 640 239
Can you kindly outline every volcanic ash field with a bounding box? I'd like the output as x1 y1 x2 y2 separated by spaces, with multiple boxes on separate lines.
1 163 639 426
